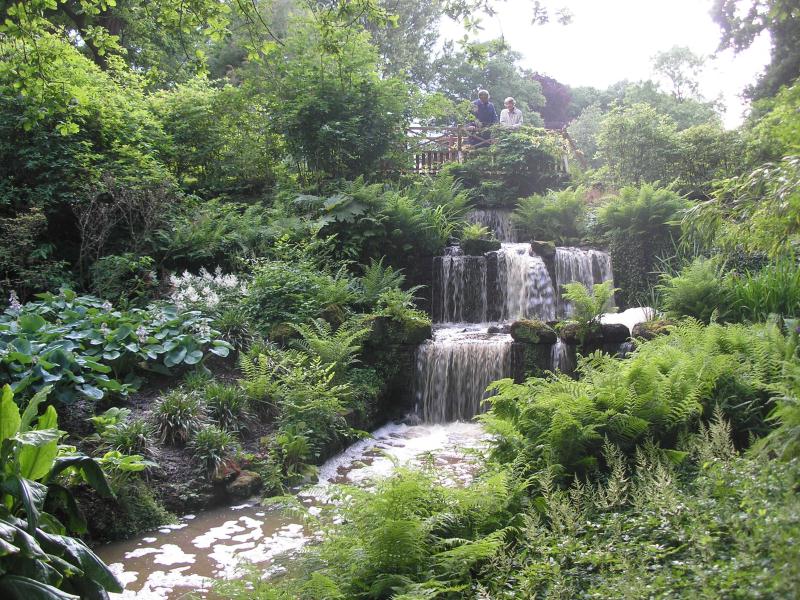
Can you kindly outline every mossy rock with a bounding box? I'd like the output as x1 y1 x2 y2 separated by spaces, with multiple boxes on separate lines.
632 319 674 340
557 321 602 346
511 319 557 344
462 238 501 256
366 315 431 347
530 240 556 259
225 470 263 500
601 323 630 343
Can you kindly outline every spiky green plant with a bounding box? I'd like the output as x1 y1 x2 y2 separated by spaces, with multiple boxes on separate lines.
104 419 153 455
190 425 239 477
154 390 205 445
460 222 493 241
356 257 406 307
204 381 252 433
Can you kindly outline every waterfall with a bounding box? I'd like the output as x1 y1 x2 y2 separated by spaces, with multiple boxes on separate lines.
433 251 487 323
555 247 614 317
467 209 516 242
497 243 556 322
415 327 512 423
550 338 575 374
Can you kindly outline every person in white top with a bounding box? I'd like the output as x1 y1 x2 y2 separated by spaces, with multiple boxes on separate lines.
499 97 523 128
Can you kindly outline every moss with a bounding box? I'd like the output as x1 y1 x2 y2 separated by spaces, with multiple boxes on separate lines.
78 478 175 544
632 319 674 340
462 238 501 256
510 319 557 344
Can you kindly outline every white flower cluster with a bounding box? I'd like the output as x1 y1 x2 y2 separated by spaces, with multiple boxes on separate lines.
168 267 247 311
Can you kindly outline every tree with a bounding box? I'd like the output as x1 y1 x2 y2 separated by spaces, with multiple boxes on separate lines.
597 103 681 186
433 39 546 120
712 0 800 99
651 45 705 102
532 72 572 128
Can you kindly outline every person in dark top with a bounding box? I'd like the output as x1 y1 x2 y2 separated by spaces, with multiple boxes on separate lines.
469 89 498 147
471 89 498 127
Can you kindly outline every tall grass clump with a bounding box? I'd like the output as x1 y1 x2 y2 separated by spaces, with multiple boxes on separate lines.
154 390 205 445
726 256 800 322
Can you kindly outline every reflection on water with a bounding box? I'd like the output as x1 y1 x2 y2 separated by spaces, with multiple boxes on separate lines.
99 421 487 599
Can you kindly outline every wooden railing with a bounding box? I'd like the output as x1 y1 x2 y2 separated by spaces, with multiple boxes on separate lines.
391 126 494 175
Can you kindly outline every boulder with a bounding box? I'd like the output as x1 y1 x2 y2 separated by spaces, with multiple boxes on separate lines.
225 470 263 500
462 238 501 256
510 319 557 344
530 240 556 260
557 321 602 346
632 320 673 340
601 323 630 343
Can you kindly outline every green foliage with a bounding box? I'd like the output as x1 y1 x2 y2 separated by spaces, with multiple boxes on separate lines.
269 20 407 181
150 78 283 196
190 425 239 478
596 185 687 307
203 382 251 434
726 257 800 322
561 281 618 341
483 427 800 598
597 103 681 186
460 222 493 241
683 155 800 259
101 419 153 457
675 123 743 198
445 128 567 207
659 258 730 323
744 81 800 164
482 321 785 477
512 187 588 244
154 390 206 446
89 254 159 307
354 258 407 308
290 318 371 380
245 259 354 336
246 467 516 599
0 384 122 598
0 289 232 405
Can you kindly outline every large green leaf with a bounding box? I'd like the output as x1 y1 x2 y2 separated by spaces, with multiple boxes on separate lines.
19 411 59 481
20 387 54 432
47 457 113 499
0 574 79 600
0 385 21 442
35 531 122 593
42 485 86 534
2 476 48 533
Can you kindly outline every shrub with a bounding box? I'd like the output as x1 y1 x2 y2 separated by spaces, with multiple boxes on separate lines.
204 381 251 433
725 257 800 322
90 253 159 307
659 257 730 322
444 127 568 207
482 321 784 478
354 258 407 308
103 419 153 456
154 390 206 446
190 425 240 478
512 187 588 244
596 185 687 307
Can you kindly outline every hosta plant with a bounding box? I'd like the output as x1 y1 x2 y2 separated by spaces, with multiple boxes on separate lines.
0 289 233 405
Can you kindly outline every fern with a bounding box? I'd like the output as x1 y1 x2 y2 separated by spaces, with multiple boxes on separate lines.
290 317 370 379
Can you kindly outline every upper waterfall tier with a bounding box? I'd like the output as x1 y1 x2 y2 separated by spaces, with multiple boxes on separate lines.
432 243 614 323
467 208 516 242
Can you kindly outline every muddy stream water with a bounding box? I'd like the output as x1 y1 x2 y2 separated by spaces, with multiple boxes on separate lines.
98 421 488 599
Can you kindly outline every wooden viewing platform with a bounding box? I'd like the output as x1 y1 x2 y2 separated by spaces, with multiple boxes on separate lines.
399 126 494 175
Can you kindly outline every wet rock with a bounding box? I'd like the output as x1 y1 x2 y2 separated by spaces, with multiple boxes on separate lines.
632 319 673 340
601 323 630 343
366 315 432 347
225 470 263 500
530 240 556 260
487 323 512 334
462 238 502 256
558 322 602 346
510 319 557 344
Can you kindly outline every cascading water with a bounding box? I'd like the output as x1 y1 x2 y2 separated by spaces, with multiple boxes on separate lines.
434 249 488 323
415 327 512 423
550 338 575 374
497 243 556 322
467 208 516 242
555 247 615 317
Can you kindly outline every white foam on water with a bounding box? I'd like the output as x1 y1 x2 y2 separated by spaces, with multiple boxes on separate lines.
601 307 654 333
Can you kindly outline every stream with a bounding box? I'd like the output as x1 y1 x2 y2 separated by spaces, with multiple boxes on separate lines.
98 421 488 599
